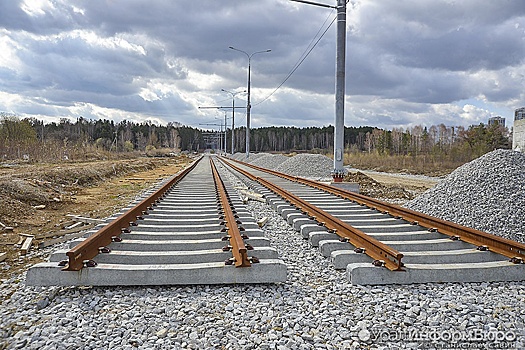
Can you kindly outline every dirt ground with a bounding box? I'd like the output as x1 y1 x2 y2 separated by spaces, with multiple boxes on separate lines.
343 170 438 203
0 155 192 281
0 156 439 282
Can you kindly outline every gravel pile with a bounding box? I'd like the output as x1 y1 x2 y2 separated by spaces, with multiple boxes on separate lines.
230 152 268 164
230 152 242 160
230 152 246 161
232 152 335 179
405 149 525 243
249 154 289 170
274 154 336 179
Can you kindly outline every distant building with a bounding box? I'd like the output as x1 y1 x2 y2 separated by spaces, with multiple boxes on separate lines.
513 107 525 151
516 107 525 121
488 116 505 127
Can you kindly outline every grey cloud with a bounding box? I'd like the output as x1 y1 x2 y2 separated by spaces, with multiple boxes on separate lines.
354 1 525 72
0 1 85 34
1 0 523 129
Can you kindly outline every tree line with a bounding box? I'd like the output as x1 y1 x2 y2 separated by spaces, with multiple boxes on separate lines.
0 112 511 163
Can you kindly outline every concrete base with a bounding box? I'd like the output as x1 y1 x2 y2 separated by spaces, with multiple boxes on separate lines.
380 238 472 252
26 259 287 286
347 261 525 285
286 213 304 225
331 250 372 269
291 218 317 232
319 239 351 257
309 232 340 247
67 237 270 252
330 248 508 269
300 224 327 239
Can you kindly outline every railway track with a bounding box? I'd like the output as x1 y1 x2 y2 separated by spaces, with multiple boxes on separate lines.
220 157 525 285
26 156 286 286
27 154 525 286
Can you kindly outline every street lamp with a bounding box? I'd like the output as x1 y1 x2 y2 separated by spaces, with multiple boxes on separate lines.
229 46 271 158
222 88 246 155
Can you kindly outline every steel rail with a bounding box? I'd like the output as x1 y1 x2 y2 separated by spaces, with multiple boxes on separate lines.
63 157 203 271
230 157 525 262
221 158 404 271
210 158 251 267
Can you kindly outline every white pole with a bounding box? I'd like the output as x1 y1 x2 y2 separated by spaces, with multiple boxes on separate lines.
333 0 346 181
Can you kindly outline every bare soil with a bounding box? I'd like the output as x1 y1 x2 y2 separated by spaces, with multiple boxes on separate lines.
344 170 438 203
0 156 191 281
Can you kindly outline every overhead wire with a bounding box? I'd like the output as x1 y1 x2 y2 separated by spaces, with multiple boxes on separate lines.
253 9 337 107
201 7 336 130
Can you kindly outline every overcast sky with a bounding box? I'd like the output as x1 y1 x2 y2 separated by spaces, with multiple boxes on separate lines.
1 0 524 131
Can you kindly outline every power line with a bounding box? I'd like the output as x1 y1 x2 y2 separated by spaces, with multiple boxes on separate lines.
253 10 336 107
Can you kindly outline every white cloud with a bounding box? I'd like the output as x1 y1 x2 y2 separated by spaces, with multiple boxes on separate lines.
0 30 22 70
20 0 54 17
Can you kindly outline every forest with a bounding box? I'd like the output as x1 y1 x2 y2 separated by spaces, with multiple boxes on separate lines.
0 112 511 168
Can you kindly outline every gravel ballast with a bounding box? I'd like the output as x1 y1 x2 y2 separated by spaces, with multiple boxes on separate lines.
405 149 525 243
2 200 524 349
1 152 524 349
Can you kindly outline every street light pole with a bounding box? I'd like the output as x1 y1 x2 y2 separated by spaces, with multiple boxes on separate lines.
216 118 223 153
229 46 271 158
222 89 246 155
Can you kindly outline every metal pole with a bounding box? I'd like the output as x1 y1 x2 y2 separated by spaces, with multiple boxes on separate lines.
333 0 346 181
229 47 271 159
221 89 246 155
231 97 235 154
246 60 251 158
289 0 346 181
219 121 222 153
224 112 227 154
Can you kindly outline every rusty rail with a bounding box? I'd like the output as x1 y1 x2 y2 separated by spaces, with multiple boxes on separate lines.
309 183 525 260
229 157 525 262
210 158 251 267
63 157 203 271
221 158 404 271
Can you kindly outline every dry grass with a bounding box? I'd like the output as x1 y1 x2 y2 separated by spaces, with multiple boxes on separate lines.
344 152 462 176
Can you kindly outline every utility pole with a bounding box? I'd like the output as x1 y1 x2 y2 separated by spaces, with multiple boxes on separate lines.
222 89 246 155
290 0 346 181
